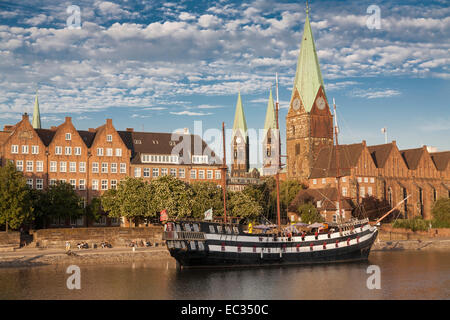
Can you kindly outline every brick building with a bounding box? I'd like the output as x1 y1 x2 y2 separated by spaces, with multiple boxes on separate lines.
0 112 223 227
285 14 450 223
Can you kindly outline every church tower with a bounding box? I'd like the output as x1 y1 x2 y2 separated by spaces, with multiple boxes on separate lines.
286 12 333 181
231 92 249 177
262 89 278 176
32 91 41 129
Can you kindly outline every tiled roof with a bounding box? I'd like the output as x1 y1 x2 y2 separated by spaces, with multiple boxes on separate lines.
0 131 10 145
400 148 424 170
430 151 450 171
77 130 97 148
289 187 353 213
309 143 364 179
35 129 56 146
368 143 393 168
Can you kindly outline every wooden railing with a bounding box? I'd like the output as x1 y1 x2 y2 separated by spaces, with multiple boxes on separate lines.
162 231 205 241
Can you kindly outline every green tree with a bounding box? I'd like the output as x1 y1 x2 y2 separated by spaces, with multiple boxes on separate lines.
150 175 193 219
45 182 84 222
229 192 262 220
269 179 304 221
431 198 450 227
29 189 49 229
298 203 324 224
86 197 103 223
0 162 33 231
101 177 154 226
191 182 223 218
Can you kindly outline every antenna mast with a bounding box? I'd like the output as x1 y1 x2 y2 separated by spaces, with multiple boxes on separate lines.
333 98 342 224
222 122 227 223
275 73 281 229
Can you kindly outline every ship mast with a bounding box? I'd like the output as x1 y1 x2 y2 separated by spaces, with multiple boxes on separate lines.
222 122 227 223
275 73 281 229
333 98 342 224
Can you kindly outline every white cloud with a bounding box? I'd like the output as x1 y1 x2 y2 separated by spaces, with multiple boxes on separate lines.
170 111 213 116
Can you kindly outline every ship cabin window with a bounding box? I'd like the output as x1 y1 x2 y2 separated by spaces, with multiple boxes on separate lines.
193 224 200 232
197 242 205 251
184 224 192 232
189 241 196 250
233 226 239 234
225 226 232 234
209 225 215 233
217 225 223 233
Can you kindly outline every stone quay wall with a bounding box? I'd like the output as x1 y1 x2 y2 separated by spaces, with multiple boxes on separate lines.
32 226 164 248
378 224 450 241
0 232 20 249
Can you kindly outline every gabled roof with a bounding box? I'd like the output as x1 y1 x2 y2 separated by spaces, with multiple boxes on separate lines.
77 130 97 148
34 129 56 146
400 148 424 170
309 143 364 179
0 131 10 145
232 92 248 141
264 89 276 131
291 15 326 112
368 143 393 168
430 151 450 171
289 187 353 213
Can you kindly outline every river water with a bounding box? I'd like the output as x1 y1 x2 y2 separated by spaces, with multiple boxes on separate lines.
0 250 448 300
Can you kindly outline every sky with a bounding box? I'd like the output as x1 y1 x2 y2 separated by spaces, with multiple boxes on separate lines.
0 0 449 168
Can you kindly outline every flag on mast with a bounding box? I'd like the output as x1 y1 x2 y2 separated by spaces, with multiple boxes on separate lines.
204 208 213 221
160 209 168 222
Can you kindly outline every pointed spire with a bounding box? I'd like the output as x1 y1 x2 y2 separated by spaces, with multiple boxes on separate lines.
264 89 276 131
32 90 41 129
291 13 327 113
232 91 248 142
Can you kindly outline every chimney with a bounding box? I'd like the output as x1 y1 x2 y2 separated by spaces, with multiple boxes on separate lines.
126 128 134 132
50 126 57 131
88 128 96 132
183 128 189 134
22 113 29 121
3 125 14 132
362 140 366 146
65 116 72 123
392 140 397 147
106 119 112 126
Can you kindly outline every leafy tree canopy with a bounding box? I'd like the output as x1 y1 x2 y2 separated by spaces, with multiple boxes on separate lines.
298 203 324 224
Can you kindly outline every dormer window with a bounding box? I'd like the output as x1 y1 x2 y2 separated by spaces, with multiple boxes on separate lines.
134 140 142 144
192 155 208 164
65 133 71 141
107 134 112 142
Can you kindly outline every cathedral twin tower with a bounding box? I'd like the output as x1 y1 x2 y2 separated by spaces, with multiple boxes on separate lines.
230 14 333 181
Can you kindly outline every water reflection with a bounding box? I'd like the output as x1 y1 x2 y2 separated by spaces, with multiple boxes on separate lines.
0 251 448 300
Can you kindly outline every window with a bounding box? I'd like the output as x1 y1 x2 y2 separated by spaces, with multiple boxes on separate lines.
70 179 76 189
50 161 57 172
111 180 117 190
36 179 43 190
143 168 150 177
69 162 76 173
115 148 122 157
192 155 208 164
92 162 99 173
120 163 126 173
370 177 375 183
152 168 159 177
22 145 29 154
190 169 197 179
313 179 317 185
11 145 18 154
65 133 71 140
92 180 99 190
97 148 104 156
368 187 373 196
342 177 347 182
60 179 66 183
107 134 112 142
55 146 62 155
74 147 81 156
31 145 39 154
50 179 57 186
161 168 168 176
79 162 86 173
26 161 33 172
79 179 86 190
111 163 117 173
179 168 185 178
170 168 177 177
322 178 326 184
215 170 221 180
364 177 368 183
106 148 113 156
36 161 44 172
65 147 72 155
360 187 365 197
60 162 67 172
26 179 33 188
357 177 362 183
207 170 213 179
101 180 108 190
102 163 108 173
342 187 348 196
134 167 141 177
16 160 23 171
198 170 205 179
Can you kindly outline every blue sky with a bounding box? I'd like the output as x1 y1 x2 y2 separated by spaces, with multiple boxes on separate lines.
0 0 449 167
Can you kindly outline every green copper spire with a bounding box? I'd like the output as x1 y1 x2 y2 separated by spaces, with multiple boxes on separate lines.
291 14 326 112
232 91 248 141
32 90 41 129
264 89 276 131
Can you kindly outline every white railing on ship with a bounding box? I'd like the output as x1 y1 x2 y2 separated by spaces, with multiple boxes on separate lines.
163 231 205 241
337 218 369 230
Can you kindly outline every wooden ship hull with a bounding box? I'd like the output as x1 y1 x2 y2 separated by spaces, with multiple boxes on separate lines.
163 219 378 268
